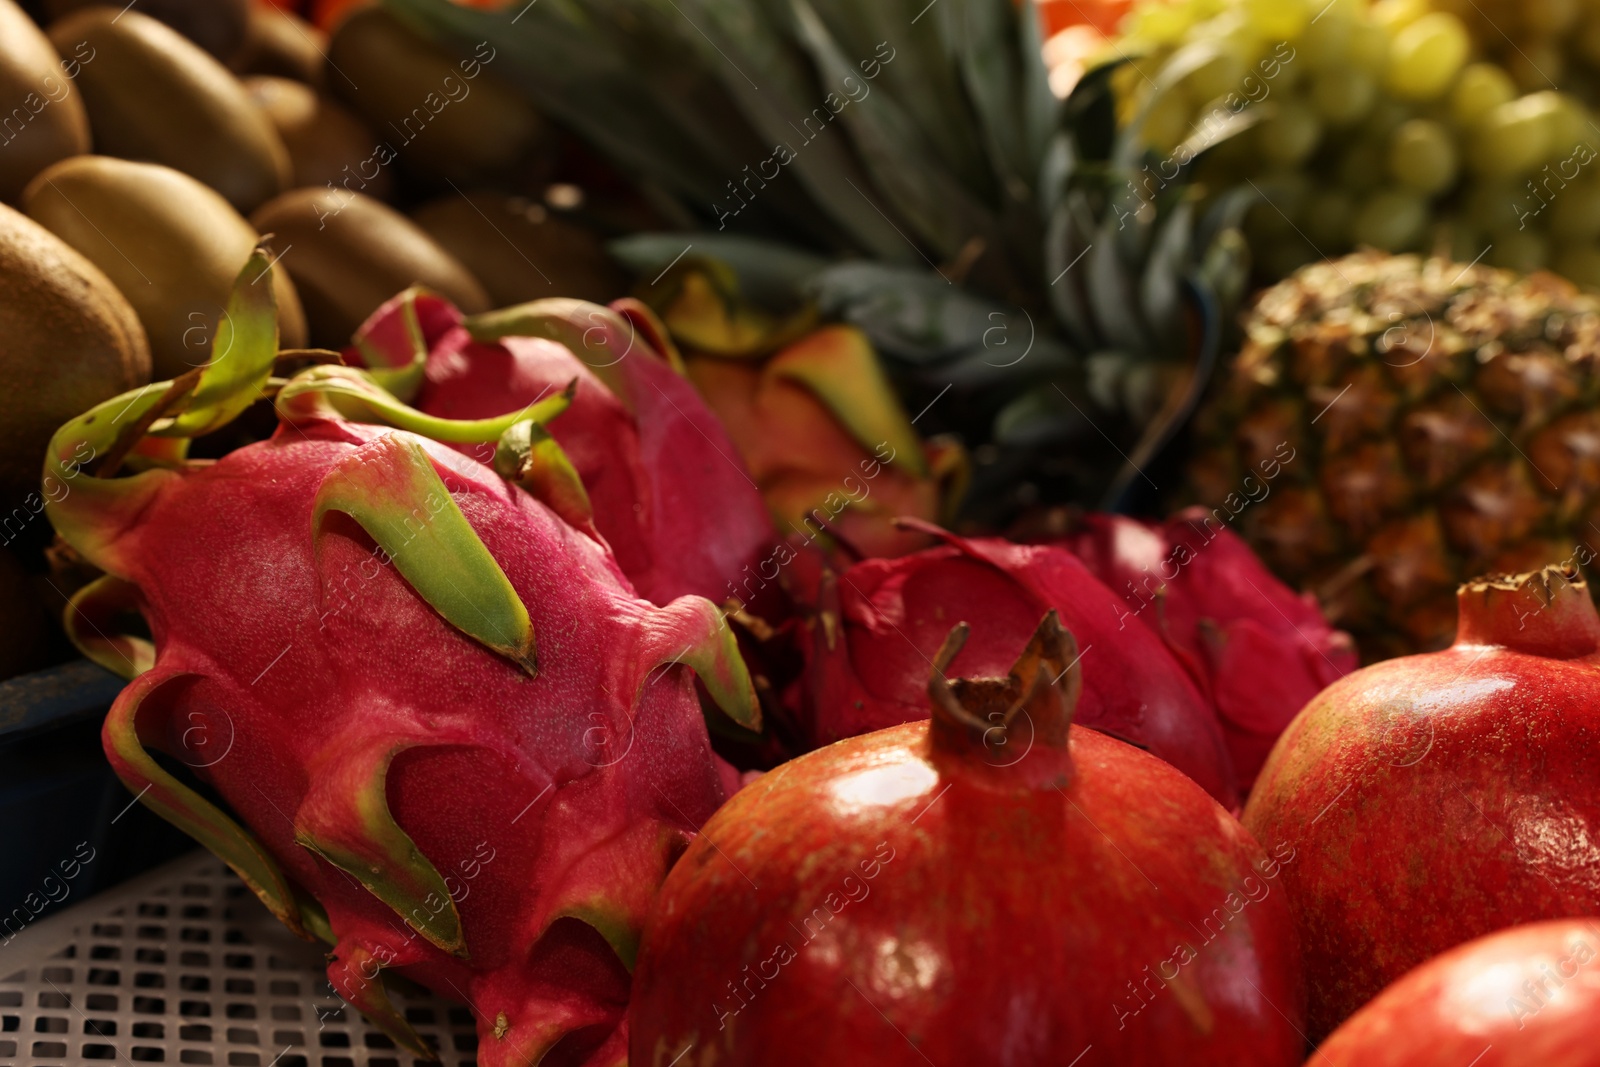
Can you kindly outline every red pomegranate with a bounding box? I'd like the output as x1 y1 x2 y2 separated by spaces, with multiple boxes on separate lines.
630 613 1306 1066
1243 566 1600 1040
1317 919 1600 1066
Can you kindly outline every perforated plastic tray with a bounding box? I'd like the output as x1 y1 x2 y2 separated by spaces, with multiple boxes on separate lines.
0 852 478 1067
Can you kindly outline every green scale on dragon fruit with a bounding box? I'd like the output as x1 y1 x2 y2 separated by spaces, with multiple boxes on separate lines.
43 250 762 1067
346 286 778 611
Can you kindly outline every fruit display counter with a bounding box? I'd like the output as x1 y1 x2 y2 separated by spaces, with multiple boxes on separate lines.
4 0 1600 1064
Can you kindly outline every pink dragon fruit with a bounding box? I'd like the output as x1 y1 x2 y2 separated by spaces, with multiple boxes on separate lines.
792 522 1240 808
1051 508 1358 790
46 253 760 1067
349 286 777 609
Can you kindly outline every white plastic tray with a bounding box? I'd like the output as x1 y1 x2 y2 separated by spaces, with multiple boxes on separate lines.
0 852 478 1066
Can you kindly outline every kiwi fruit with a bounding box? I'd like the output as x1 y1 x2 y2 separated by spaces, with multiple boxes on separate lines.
326 8 545 188
244 76 393 202
251 186 489 347
412 191 627 306
24 156 307 379
0 0 89 202
232 5 326 86
49 8 290 212
40 0 249 61
0 201 148 500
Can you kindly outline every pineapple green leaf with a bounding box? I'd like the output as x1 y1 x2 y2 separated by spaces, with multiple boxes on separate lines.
1044 190 1097 346
949 0 1030 194
664 0 916 262
383 0 791 223
1016 0 1060 175
1141 200 1194 351
1113 40 1236 172
800 0 991 189
788 0 997 263
1103 280 1222 511
993 383 1090 448
610 233 830 306
806 261 1070 383
1087 205 1156 356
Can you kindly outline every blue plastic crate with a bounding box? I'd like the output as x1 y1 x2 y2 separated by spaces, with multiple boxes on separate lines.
0 660 196 934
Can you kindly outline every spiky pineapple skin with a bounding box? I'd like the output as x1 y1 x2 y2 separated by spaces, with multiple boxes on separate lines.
1188 251 1600 659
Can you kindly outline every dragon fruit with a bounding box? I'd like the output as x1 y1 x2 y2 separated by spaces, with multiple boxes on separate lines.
1048 507 1358 791
349 285 777 608
793 523 1240 808
647 266 968 562
46 252 760 1067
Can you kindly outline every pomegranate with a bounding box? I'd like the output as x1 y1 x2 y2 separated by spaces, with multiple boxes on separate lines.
1317 919 1600 1066
630 613 1306 1066
1243 566 1600 1040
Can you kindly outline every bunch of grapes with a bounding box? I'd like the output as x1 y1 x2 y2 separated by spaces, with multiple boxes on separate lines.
1108 0 1600 286
1430 0 1600 100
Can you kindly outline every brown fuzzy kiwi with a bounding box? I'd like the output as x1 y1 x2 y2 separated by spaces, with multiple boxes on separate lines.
24 156 307 379
251 186 489 348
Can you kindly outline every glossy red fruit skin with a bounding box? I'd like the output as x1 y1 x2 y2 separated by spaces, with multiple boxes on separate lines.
631 617 1305 1067
1317 919 1600 1066
1242 568 1600 1041
801 533 1240 808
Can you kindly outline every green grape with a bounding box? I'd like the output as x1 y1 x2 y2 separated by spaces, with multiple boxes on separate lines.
1305 188 1357 247
1245 0 1308 41
1550 181 1600 241
1532 92 1588 159
1386 13 1470 101
1353 188 1429 250
1340 139 1389 192
1363 98 1412 141
1347 21 1391 74
1312 66 1378 126
1526 0 1581 34
1553 243 1600 288
1451 63 1517 127
1389 119 1459 193
1259 99 1323 167
1297 10 1354 70
1468 96 1557 177
1462 180 1525 232
1490 228 1549 271
1372 0 1429 32
1184 0 1229 20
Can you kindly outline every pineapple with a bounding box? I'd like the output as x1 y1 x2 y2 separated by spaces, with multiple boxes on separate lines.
380 0 1250 522
1187 249 1600 659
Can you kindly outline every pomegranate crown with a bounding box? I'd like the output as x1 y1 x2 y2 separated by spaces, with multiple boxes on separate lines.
1455 565 1600 660
926 610 1083 788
